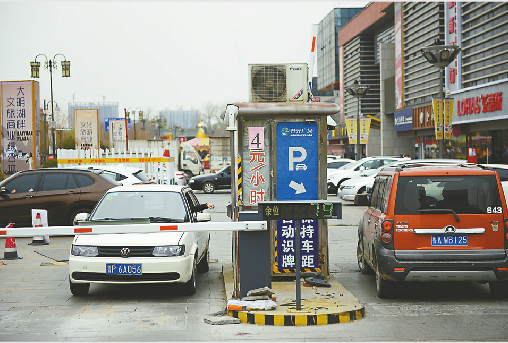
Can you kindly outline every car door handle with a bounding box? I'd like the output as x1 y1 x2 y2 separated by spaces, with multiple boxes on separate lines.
367 219 371 223
67 191 79 195
24 195 34 199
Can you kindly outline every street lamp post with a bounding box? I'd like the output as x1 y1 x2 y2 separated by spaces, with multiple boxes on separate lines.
345 80 370 160
420 38 461 159
30 54 70 161
126 108 144 140
151 116 167 139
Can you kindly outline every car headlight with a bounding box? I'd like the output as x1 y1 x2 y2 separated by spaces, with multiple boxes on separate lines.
71 245 98 257
152 245 185 257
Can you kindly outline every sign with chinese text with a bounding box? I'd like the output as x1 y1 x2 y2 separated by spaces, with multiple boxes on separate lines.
75 109 99 151
432 99 444 140
444 99 454 139
276 122 318 200
242 120 270 206
394 109 413 131
277 219 318 271
394 2 404 110
1 80 40 176
451 80 506 124
105 117 131 132
345 118 356 142
360 118 371 144
259 201 342 220
445 2 461 93
108 119 126 149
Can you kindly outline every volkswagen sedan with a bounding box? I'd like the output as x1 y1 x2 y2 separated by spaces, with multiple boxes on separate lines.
68 184 211 296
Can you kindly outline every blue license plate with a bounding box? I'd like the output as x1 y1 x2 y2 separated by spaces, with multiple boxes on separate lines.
431 234 468 246
106 263 142 275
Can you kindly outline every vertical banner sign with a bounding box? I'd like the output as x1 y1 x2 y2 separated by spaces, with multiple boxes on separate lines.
394 2 404 110
432 99 444 140
444 99 454 140
276 122 318 272
360 118 371 144
339 46 345 123
345 118 356 142
445 2 461 92
276 219 318 272
242 120 270 206
74 109 99 151
109 120 126 149
1 81 40 176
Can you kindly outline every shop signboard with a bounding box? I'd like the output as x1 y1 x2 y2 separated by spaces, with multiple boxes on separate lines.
1 80 40 176
451 80 506 124
75 109 99 151
394 109 413 131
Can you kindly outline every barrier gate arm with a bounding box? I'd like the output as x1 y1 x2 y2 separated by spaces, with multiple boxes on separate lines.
0 221 267 238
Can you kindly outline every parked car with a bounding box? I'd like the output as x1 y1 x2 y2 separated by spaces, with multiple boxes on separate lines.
188 165 231 193
65 165 152 186
327 156 409 194
0 168 121 227
69 184 211 296
481 164 508 202
339 159 469 202
326 158 355 174
356 163 508 299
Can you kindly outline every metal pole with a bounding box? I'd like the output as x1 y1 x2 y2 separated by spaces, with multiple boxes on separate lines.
295 220 301 310
124 108 129 151
49 61 56 157
439 68 444 159
43 100 47 165
356 98 361 160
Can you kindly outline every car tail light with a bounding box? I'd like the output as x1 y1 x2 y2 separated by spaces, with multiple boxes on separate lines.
382 221 393 232
381 232 392 244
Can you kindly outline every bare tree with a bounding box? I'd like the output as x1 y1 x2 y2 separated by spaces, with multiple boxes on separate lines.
200 102 225 136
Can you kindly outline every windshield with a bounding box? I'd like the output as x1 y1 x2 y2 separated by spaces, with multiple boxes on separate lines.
91 191 187 222
394 175 502 215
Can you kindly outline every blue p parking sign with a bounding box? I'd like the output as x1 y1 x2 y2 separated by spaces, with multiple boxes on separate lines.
276 122 318 200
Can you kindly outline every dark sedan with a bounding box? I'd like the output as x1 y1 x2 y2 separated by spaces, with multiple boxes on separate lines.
188 165 231 193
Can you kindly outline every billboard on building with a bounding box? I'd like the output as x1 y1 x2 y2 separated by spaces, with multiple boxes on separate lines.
74 109 99 151
445 1 461 93
394 2 404 110
1 80 40 176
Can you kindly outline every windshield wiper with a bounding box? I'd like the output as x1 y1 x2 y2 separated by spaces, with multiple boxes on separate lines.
418 209 460 223
147 217 183 223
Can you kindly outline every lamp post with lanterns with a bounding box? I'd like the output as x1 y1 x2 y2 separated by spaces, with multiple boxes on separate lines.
125 108 144 140
30 54 70 161
420 38 461 159
345 80 370 160
151 115 167 139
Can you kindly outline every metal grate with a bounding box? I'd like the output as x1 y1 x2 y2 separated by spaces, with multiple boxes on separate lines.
98 246 154 257
251 65 287 102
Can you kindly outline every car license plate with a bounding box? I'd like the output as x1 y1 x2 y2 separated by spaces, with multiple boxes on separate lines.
106 263 142 275
431 234 468 246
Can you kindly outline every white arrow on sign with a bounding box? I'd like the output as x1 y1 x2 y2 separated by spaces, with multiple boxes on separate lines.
289 180 306 194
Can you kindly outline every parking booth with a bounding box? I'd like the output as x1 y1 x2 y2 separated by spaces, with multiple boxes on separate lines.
225 102 341 298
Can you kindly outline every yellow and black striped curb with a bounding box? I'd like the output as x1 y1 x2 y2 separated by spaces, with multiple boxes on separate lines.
222 264 366 326
228 307 365 326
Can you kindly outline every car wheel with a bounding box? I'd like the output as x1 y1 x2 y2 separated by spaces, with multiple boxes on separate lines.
197 246 210 273
357 236 372 275
375 262 392 298
69 208 91 226
69 279 90 296
202 181 215 194
489 281 508 299
182 256 197 295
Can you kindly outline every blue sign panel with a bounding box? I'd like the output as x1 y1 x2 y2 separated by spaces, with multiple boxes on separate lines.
394 109 413 132
105 118 131 132
276 122 318 200
277 219 318 271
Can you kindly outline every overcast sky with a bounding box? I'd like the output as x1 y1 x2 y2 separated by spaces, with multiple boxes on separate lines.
0 1 367 118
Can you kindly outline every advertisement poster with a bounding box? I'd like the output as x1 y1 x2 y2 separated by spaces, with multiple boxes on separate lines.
75 109 99 151
444 99 454 139
394 2 404 110
432 99 444 140
345 118 356 142
360 118 371 144
1 80 40 176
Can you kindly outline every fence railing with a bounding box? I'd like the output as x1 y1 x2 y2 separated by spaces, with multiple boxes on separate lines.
56 148 176 185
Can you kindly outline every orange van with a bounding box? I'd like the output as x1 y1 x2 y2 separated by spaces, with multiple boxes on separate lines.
356 164 508 298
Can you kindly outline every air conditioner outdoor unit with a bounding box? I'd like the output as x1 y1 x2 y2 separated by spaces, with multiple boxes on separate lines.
249 63 309 103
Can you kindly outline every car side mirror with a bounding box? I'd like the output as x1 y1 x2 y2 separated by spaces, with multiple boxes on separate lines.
359 166 365 172
354 194 370 206
196 212 211 222
366 186 373 194
73 212 89 225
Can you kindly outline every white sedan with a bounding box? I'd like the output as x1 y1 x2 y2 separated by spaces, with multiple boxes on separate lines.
338 169 378 201
69 184 211 296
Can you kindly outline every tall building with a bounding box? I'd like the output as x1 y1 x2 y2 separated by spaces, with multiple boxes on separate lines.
67 102 119 129
316 7 363 92
158 107 200 130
